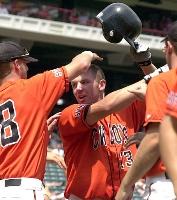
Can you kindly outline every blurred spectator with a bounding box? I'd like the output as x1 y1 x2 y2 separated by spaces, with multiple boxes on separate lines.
48 6 59 21
38 5 50 20
3 1 176 39
69 8 78 24
77 10 89 26
162 17 173 33
0 2 9 14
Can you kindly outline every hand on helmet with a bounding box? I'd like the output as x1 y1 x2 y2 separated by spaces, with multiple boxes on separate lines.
130 42 151 66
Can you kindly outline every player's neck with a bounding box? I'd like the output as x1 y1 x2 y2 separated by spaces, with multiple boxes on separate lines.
0 73 20 86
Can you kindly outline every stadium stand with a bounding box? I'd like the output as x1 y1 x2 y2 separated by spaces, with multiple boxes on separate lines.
44 162 66 199
1 0 177 37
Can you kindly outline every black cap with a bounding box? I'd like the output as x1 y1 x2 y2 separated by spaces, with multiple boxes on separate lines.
162 21 177 42
0 41 38 63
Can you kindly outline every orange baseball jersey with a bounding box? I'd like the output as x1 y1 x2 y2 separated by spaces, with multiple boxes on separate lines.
144 68 176 177
0 67 69 180
165 68 177 118
58 100 145 199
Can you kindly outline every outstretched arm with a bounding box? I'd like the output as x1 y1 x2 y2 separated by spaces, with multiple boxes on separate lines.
160 115 177 197
85 63 168 126
115 122 160 200
86 79 147 125
65 51 103 81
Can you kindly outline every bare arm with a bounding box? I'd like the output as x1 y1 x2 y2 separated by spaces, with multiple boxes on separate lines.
64 51 103 81
160 115 177 196
86 79 146 125
115 122 160 200
140 64 157 75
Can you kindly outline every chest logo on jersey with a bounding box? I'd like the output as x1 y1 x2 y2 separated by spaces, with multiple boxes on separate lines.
51 69 63 77
167 91 177 107
92 124 128 149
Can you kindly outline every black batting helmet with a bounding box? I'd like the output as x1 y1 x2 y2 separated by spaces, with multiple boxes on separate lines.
96 3 142 49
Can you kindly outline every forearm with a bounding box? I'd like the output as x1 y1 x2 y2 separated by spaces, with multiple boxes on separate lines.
65 51 102 81
115 138 158 200
86 79 146 125
160 115 177 195
86 83 140 125
65 60 90 81
105 79 146 111
121 131 160 189
140 63 157 75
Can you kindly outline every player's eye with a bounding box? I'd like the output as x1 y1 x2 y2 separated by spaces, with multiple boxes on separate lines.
71 82 76 89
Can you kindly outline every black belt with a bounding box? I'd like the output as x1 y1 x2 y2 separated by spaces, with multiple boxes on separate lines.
4 178 21 187
165 172 170 179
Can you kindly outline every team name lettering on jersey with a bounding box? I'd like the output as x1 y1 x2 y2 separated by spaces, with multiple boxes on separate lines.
51 69 63 77
110 124 128 145
75 104 87 118
92 125 106 149
92 124 128 149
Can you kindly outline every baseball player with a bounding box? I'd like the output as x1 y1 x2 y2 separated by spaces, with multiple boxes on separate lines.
115 21 177 200
57 39 165 200
159 61 177 197
0 40 102 200
58 65 145 200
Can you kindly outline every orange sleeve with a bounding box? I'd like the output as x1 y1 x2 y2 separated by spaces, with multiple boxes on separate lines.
26 67 69 114
130 100 146 131
58 104 92 137
144 76 169 126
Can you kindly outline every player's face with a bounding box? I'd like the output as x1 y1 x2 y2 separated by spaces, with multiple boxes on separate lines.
71 70 104 104
163 40 173 69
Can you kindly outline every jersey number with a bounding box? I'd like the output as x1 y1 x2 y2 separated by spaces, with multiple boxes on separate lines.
0 100 20 147
120 150 133 169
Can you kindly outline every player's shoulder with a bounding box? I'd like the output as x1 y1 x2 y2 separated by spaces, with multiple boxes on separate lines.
60 104 78 118
149 69 173 85
61 104 78 112
60 104 88 120
59 104 82 127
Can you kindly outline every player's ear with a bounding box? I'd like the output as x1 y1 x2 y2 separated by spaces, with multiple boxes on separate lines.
99 79 106 92
13 59 21 69
12 59 21 74
167 41 173 54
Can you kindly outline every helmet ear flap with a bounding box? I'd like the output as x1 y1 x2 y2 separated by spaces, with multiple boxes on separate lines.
102 25 123 43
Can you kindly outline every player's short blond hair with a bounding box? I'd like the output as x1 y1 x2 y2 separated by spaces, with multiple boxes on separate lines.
89 64 105 82
0 62 11 79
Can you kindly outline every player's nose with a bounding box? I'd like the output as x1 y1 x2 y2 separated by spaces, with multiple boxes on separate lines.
76 82 83 90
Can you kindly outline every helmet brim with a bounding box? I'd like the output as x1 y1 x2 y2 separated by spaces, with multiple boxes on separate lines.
23 56 38 63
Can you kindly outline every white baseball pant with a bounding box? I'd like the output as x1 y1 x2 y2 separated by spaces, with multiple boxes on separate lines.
0 178 44 200
141 173 176 200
